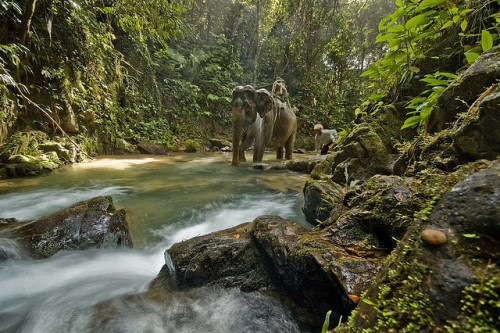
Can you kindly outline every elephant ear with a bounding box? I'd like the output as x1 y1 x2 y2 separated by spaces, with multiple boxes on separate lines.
232 86 244 100
255 89 273 118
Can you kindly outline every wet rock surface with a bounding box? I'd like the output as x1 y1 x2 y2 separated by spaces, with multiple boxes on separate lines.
0 196 133 259
302 179 334 225
0 131 87 179
151 215 361 328
285 156 324 173
330 121 396 184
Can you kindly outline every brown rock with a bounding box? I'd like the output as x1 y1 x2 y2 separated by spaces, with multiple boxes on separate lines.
421 229 447 245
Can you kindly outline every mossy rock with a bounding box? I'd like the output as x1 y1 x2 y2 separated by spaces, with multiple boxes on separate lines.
428 52 500 133
331 122 395 184
337 161 500 332
185 139 201 152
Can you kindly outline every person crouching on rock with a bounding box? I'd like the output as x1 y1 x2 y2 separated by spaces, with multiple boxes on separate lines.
314 124 338 155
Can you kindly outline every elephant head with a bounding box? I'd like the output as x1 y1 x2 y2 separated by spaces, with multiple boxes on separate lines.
232 85 257 165
255 89 273 118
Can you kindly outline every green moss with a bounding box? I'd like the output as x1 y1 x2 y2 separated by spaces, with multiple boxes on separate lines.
443 266 500 333
185 139 201 152
340 235 434 333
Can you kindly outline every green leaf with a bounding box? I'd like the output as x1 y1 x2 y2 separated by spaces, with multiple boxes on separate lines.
401 116 422 129
421 78 449 86
207 93 219 101
321 310 332 333
361 66 377 77
481 30 493 51
460 19 467 31
462 233 480 239
465 52 479 64
378 16 392 31
362 298 376 306
376 32 395 43
440 20 454 30
387 24 404 33
436 72 457 79
418 0 447 9
406 15 427 30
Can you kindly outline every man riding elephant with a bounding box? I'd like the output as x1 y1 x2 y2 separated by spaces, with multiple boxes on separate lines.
231 85 297 166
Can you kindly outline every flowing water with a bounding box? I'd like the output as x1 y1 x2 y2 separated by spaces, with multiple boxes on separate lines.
0 152 312 333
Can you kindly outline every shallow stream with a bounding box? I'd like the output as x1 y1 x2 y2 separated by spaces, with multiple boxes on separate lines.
0 152 311 332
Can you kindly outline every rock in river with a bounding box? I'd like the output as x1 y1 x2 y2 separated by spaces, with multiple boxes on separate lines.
0 196 133 259
151 215 371 329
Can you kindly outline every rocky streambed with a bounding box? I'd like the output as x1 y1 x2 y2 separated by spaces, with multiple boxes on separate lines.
0 52 498 333
1 157 497 332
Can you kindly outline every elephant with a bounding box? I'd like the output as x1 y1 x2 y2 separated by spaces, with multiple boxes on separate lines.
231 85 297 166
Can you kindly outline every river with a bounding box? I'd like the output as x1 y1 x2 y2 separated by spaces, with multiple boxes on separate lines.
0 152 312 332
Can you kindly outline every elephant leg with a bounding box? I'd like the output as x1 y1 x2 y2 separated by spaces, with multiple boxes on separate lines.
284 130 296 160
239 147 246 162
276 147 284 160
239 132 251 162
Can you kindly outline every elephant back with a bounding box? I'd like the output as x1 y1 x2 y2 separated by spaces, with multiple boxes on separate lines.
267 98 297 147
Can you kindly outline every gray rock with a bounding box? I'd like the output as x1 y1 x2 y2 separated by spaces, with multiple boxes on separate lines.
428 52 500 133
209 139 231 149
348 160 500 330
453 89 500 161
286 157 323 173
39 141 75 163
115 138 137 155
137 140 166 155
330 122 396 184
0 196 133 258
302 179 334 225
152 216 358 328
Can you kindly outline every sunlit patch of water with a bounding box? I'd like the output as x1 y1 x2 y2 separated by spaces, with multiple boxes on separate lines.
74 156 166 170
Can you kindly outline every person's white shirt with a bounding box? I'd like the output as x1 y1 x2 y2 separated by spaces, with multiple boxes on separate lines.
315 129 338 151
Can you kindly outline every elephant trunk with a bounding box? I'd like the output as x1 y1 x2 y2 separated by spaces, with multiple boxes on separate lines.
232 97 245 165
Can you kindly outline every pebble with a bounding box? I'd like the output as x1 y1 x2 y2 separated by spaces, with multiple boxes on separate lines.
421 229 447 245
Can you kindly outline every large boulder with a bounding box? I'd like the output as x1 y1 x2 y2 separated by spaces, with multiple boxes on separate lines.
115 138 138 155
428 52 500 133
0 196 133 258
151 215 361 329
302 179 335 225
137 140 166 155
453 89 500 161
285 156 324 173
330 121 396 184
340 160 500 332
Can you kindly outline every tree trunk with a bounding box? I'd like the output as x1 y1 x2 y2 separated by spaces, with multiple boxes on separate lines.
252 0 260 86
20 0 38 44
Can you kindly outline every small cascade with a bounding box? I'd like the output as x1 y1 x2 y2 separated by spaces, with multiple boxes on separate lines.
0 238 23 260
164 250 175 274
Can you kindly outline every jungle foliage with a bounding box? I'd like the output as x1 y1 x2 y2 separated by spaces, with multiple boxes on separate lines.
0 0 396 150
0 0 498 150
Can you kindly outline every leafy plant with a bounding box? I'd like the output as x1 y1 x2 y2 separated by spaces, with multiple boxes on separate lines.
361 0 499 128
402 71 457 129
322 310 332 333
